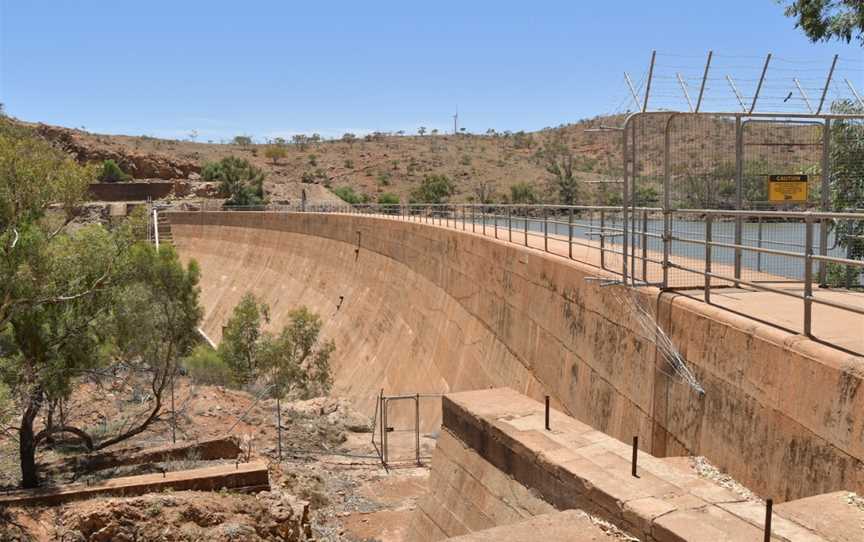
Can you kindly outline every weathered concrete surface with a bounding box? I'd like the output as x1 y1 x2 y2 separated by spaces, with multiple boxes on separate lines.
40 436 243 477
407 427 555 540
427 388 860 542
774 492 864 542
0 460 269 506
442 510 614 541
168 211 864 502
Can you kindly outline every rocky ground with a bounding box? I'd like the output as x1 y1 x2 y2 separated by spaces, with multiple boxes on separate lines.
0 380 433 542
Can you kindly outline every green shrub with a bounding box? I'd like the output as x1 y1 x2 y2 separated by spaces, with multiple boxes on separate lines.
264 145 287 165
510 182 537 204
99 159 131 182
201 157 266 206
332 186 368 204
377 192 399 205
200 162 221 182
409 174 455 204
376 171 391 186
183 345 235 387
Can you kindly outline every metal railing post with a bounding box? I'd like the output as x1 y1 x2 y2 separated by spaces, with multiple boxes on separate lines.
622 121 631 284
379 393 386 467
524 208 529 247
705 215 713 304
568 207 574 259
153 208 160 250
662 210 671 290
757 217 763 273
663 114 673 289
462 205 466 231
819 118 831 285
734 116 743 284
508 207 512 242
641 210 648 281
472 206 476 233
600 210 606 270
804 215 814 337
482 206 487 235
544 207 549 252
415 393 421 466
494 206 498 239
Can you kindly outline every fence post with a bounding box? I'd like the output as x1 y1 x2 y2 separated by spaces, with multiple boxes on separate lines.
764 499 773 542
734 116 743 285
662 209 671 290
600 210 606 270
482 206 487 235
415 393 421 466
381 396 388 467
472 206 476 233
494 206 498 239
568 207 574 259
819 118 831 285
705 215 713 304
804 215 814 337
544 207 549 252
641 210 648 282
757 217 764 273
545 396 550 430
524 208 529 247
508 207 512 242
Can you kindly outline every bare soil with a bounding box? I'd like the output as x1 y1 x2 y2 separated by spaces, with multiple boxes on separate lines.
0 378 431 542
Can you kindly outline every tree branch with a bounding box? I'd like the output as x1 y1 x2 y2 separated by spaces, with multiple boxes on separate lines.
34 425 94 451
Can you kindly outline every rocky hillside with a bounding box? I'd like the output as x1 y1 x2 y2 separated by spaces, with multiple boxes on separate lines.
18 117 626 204
18 113 823 207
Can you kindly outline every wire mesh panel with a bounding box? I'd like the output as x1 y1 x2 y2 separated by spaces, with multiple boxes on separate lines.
666 113 737 210
825 114 864 288
742 119 823 210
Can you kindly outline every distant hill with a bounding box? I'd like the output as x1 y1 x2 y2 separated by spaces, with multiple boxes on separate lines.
15 113 824 208
15 116 629 205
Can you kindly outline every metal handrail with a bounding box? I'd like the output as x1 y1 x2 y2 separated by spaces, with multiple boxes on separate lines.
169 200 864 351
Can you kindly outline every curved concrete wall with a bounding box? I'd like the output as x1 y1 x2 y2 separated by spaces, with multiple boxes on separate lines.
169 211 864 502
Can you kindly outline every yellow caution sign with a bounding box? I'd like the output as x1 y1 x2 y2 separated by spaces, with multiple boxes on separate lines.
767 175 808 203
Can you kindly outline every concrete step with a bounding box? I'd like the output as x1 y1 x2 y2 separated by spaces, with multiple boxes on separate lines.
0 460 269 506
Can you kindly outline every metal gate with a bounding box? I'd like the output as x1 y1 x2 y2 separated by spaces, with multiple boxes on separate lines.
371 391 442 469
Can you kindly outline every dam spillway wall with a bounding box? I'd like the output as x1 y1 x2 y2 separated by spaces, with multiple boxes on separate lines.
169 211 864 502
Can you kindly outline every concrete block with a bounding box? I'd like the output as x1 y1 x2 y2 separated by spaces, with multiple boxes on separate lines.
0 460 269 506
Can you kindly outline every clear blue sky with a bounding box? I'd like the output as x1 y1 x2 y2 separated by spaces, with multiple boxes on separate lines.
1 1 861 141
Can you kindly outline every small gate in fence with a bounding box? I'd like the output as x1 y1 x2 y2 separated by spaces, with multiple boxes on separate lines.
371 390 443 470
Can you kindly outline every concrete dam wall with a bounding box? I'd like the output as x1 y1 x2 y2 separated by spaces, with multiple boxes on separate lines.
168 211 864 502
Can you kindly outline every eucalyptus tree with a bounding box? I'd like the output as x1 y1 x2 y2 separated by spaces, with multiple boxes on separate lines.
0 119 202 487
